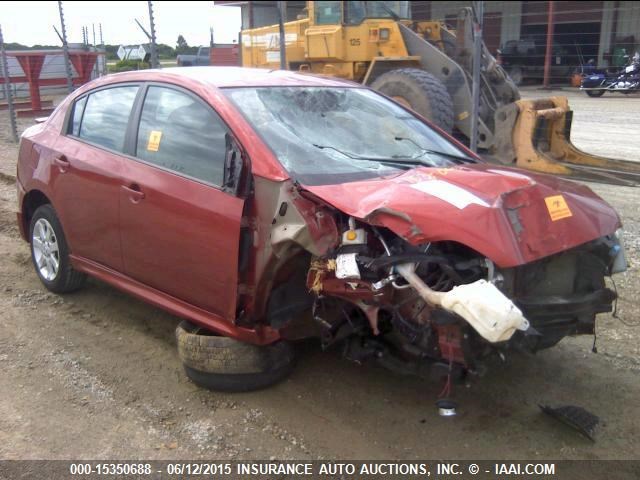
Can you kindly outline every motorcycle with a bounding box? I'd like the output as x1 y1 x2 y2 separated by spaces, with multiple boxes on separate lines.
580 52 640 97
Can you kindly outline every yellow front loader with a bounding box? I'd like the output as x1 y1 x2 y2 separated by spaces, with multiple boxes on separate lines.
240 1 640 186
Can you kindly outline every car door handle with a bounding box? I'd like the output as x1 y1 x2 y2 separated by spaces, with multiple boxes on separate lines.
122 184 145 203
53 155 70 173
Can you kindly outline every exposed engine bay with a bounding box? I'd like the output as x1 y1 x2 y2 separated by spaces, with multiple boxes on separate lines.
246 162 629 384
267 210 625 380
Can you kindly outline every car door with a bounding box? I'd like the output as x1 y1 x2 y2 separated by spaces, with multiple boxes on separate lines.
51 84 139 271
119 84 245 320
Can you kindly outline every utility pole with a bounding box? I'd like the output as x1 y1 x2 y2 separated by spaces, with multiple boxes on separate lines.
99 23 105 76
91 24 98 79
57 1 74 93
469 1 483 153
277 1 287 69
147 1 159 68
0 24 19 143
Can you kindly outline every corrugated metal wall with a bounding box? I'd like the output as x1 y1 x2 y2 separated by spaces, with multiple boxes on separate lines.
412 1 638 66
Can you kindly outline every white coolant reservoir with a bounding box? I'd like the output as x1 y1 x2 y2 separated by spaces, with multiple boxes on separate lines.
440 280 530 343
341 217 367 246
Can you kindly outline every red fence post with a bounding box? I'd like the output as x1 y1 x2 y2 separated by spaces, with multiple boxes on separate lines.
543 1 555 88
69 52 98 85
16 54 45 111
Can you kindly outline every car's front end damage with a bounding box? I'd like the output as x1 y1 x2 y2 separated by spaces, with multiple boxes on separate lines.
246 165 626 381
222 83 626 382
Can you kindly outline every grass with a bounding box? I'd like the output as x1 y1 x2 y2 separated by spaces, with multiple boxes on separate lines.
106 59 177 67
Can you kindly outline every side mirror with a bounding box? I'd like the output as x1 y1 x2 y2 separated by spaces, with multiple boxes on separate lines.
223 133 248 196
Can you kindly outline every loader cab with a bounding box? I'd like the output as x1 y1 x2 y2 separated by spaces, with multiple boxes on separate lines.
303 0 412 73
310 1 410 26
240 1 414 84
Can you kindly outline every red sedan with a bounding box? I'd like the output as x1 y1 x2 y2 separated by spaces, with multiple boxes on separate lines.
16 67 626 391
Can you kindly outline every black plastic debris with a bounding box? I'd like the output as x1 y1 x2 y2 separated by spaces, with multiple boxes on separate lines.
539 404 599 441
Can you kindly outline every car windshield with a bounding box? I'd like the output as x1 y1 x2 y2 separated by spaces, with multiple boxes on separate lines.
223 87 474 186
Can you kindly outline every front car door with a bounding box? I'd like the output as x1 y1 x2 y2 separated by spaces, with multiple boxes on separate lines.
52 84 139 271
119 84 244 320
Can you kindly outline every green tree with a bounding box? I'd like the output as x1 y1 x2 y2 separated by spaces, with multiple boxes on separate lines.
176 34 189 53
156 43 176 59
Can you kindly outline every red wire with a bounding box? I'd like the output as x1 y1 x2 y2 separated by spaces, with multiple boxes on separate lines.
438 342 454 399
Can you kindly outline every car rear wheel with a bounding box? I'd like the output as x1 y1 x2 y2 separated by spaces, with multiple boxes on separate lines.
175 321 295 392
29 204 86 293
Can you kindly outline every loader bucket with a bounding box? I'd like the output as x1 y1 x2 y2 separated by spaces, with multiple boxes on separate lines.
509 97 640 186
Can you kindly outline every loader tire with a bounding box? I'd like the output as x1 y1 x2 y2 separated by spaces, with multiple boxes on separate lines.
175 321 295 392
371 68 454 133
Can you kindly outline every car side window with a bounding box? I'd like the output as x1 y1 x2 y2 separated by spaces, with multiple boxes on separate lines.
78 86 138 152
136 86 227 186
69 96 87 136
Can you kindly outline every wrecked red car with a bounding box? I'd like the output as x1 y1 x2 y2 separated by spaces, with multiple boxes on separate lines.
16 67 627 391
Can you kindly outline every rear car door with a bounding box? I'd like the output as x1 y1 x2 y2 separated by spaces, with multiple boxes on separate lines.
119 84 244 320
52 84 139 271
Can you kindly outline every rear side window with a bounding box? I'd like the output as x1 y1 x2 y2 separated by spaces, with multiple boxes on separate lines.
69 96 87 136
135 86 227 186
79 86 139 152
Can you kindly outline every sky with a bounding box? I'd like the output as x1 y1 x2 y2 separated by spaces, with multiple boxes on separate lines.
1 1 242 47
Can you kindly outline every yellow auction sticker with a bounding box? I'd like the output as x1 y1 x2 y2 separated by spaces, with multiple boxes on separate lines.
147 130 163 152
545 195 572 221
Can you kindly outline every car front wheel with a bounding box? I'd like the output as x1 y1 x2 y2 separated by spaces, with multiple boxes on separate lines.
29 204 86 293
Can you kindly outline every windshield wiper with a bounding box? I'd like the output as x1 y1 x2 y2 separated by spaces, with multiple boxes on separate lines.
394 136 476 164
313 144 361 159
312 143 437 169
313 143 426 161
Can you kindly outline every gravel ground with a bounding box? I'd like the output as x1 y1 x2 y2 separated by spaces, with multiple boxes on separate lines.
0 88 638 462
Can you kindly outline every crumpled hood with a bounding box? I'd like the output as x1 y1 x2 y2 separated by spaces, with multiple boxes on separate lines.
302 164 621 267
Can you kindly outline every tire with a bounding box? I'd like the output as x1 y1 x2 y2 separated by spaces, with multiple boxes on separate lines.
508 65 524 86
586 89 606 97
370 68 455 133
175 321 295 392
29 204 86 293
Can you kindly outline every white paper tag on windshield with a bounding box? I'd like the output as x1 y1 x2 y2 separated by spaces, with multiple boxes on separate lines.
336 253 360 279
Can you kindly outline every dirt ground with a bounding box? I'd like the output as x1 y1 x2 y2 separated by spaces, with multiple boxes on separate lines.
0 87 638 462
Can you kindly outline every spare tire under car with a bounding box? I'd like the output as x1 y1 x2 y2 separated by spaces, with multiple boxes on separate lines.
175 321 295 392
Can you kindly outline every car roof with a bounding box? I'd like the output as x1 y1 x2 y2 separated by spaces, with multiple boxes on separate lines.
110 66 360 88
